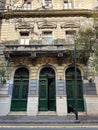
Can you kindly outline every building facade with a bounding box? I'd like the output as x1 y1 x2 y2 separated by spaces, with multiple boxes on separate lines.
0 0 98 116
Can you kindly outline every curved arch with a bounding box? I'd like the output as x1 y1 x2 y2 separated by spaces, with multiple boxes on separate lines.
39 66 56 111
40 66 55 78
38 64 56 77
10 65 30 83
64 64 84 80
14 67 29 78
14 65 30 74
65 67 84 112
66 67 82 80
11 67 29 111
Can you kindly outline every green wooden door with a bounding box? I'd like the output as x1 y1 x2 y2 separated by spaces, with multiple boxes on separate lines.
39 79 48 111
39 67 56 111
11 68 29 111
48 78 56 111
66 67 84 112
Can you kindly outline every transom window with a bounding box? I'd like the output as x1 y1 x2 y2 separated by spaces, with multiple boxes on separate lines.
20 32 29 45
23 0 31 10
42 31 52 44
64 0 73 9
66 31 75 44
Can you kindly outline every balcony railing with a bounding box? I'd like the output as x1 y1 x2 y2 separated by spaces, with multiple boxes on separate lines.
3 39 75 58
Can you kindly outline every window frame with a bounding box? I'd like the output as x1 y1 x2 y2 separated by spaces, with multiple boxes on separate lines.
20 32 30 45
42 31 53 44
64 0 73 9
42 0 52 8
23 0 31 10
66 31 75 44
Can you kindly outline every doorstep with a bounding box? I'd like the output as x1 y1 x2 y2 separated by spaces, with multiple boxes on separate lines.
8 112 26 115
38 111 56 115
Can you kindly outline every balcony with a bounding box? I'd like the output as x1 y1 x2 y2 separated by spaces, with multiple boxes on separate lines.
4 39 74 59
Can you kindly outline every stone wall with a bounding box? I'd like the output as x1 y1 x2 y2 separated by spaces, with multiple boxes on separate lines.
0 17 94 41
3 0 97 10
0 0 98 116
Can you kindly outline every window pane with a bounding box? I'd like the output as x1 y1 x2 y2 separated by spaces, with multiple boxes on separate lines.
42 32 52 44
66 31 75 44
28 3 31 9
20 39 25 45
64 3 68 9
23 0 31 9
64 0 72 9
20 32 29 45
25 39 29 45
42 37 52 44
69 3 72 8
43 0 52 8
23 4 27 9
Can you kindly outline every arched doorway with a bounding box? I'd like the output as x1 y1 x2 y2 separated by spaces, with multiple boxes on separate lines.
11 67 29 111
66 67 84 112
39 67 56 111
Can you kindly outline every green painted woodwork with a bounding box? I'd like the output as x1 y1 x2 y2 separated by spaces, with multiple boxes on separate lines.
11 68 29 111
39 79 48 111
66 67 84 112
39 67 56 111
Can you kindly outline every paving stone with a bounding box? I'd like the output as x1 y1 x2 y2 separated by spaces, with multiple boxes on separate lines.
0 115 98 124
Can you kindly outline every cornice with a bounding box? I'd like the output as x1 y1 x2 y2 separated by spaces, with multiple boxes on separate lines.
0 9 96 19
38 22 57 29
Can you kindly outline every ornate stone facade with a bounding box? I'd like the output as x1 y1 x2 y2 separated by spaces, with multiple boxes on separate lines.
0 0 98 116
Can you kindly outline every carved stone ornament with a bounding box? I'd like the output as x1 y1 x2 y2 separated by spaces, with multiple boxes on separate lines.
61 22 80 28
15 20 34 32
38 22 57 29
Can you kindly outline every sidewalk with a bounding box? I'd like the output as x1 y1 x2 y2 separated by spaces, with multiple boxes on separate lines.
0 115 98 124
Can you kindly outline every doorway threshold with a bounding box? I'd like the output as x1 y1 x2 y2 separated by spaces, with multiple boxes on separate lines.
8 112 26 115
38 111 56 115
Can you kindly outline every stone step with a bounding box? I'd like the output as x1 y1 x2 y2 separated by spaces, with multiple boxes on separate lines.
38 111 56 115
8 112 26 116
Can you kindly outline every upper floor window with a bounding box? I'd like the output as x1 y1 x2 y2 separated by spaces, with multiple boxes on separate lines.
23 0 31 10
66 31 75 44
42 31 52 44
0 0 6 10
64 0 73 9
20 32 29 45
42 0 52 8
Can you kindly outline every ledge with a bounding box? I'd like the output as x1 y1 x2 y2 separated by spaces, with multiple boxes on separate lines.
4 44 74 59
0 9 96 18
0 94 9 97
4 44 74 53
